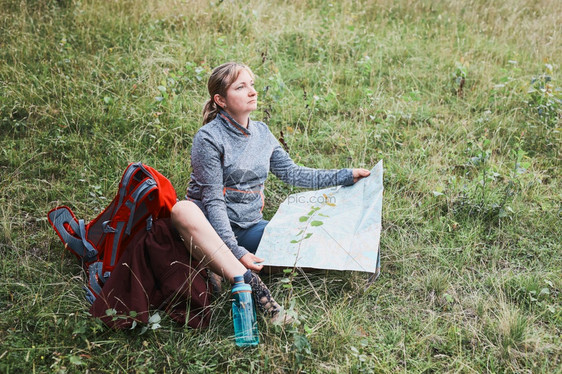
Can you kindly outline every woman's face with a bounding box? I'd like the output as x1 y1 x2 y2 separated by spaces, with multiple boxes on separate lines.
216 69 258 120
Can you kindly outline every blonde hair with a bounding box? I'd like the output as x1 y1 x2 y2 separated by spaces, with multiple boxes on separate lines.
202 62 255 125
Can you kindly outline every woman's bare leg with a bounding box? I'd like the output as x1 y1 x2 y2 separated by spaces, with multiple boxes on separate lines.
171 200 294 324
171 200 246 283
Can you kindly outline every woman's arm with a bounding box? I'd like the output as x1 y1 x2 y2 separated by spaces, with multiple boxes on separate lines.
268 132 358 188
190 131 251 261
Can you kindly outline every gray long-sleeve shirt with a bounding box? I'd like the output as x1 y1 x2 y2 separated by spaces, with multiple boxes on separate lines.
186 110 354 260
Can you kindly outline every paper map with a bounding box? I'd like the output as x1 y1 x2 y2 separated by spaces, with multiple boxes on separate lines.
256 160 383 276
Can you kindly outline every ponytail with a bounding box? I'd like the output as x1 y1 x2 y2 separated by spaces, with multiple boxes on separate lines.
202 99 220 125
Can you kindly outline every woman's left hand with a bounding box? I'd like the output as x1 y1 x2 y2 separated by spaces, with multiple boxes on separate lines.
240 252 265 272
352 168 371 183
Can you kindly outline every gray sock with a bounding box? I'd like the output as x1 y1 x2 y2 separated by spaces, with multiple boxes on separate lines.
243 269 253 284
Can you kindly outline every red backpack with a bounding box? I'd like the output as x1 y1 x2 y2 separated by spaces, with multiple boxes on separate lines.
48 162 178 303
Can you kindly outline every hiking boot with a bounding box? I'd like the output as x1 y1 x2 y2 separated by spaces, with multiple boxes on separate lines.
246 271 295 325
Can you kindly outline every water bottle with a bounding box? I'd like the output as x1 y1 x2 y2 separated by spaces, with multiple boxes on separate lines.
231 275 259 347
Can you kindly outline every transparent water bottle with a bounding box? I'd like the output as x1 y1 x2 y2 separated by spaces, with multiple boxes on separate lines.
231 275 259 347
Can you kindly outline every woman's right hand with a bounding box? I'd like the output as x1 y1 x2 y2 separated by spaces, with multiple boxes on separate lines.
352 168 371 183
240 252 264 272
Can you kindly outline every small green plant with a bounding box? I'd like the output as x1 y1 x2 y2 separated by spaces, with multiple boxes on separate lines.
349 340 376 373
291 193 334 245
154 63 208 105
448 135 516 225
280 268 297 289
291 329 312 367
526 64 561 127
104 309 162 334
452 61 468 97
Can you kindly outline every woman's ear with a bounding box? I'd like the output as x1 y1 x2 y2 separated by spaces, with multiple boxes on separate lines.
214 94 226 109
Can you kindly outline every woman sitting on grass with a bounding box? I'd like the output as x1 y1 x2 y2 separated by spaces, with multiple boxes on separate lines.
171 62 370 323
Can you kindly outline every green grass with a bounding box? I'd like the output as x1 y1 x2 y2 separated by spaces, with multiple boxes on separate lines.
1 0 560 372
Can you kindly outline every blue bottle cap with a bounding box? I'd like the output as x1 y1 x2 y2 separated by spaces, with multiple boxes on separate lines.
233 275 244 283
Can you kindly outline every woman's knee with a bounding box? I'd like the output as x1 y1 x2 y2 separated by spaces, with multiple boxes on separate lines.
171 200 200 229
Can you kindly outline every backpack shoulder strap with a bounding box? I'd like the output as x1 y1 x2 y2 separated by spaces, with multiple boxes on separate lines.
47 206 98 265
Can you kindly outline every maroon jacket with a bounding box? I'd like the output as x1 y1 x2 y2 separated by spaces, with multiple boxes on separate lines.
90 218 212 329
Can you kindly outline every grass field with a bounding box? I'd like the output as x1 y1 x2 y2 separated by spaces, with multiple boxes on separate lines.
1 0 560 372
